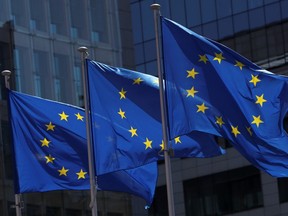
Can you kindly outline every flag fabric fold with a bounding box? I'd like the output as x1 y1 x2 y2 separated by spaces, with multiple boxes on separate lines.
161 16 288 177
9 90 157 204
87 60 224 175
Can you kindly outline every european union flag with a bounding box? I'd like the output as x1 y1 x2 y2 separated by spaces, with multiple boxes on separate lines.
162 17 288 177
9 90 157 204
87 60 224 175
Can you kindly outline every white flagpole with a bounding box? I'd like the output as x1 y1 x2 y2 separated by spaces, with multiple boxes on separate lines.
151 4 176 216
78 47 98 216
1 69 23 216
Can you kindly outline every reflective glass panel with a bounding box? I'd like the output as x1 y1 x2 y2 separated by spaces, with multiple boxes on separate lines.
29 0 47 31
49 0 68 35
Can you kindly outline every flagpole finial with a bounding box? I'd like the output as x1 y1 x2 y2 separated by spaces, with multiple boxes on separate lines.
78 46 89 58
2 69 11 76
2 70 11 89
150 3 160 11
78 46 88 53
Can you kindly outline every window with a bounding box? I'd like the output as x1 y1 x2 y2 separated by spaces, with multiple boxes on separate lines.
249 8 265 29
53 54 69 102
14 47 31 93
278 178 288 203
46 207 61 216
186 0 201 27
134 44 145 65
184 166 263 216
29 0 47 31
11 0 28 27
141 0 155 41
73 65 83 107
281 1 288 20
144 40 156 62
248 0 264 9
232 0 248 14
2 121 13 179
233 12 249 34
218 17 233 39
216 0 232 19
201 0 216 23
251 29 268 62
267 24 284 60
0 0 7 21
170 0 185 25
33 50 49 97
70 0 88 40
148 185 168 216
202 22 218 40
265 3 281 25
26 204 41 216
90 0 108 43
65 209 81 216
235 34 252 60
130 3 142 44
49 0 68 35
0 41 11 99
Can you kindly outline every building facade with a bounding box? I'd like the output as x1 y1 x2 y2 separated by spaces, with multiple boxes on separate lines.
0 0 136 215
129 0 288 215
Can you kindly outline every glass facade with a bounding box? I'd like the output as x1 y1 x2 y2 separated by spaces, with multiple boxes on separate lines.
183 166 263 216
1 0 122 105
130 0 288 215
0 0 134 215
148 185 168 216
131 0 288 74
278 178 288 203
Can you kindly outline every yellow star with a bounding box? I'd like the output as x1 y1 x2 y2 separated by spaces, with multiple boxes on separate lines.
213 52 225 64
186 86 198 97
45 122 55 131
59 111 69 121
119 88 127 99
215 116 225 127
45 154 55 164
118 108 126 119
58 167 69 176
255 94 267 107
76 169 87 179
40 138 51 147
160 140 164 151
75 113 84 121
186 68 199 79
128 127 138 137
133 77 143 85
199 54 208 64
251 115 264 127
174 136 181 144
249 74 261 86
197 103 208 113
231 125 241 137
246 126 253 136
153 78 159 85
143 138 152 150
234 60 245 70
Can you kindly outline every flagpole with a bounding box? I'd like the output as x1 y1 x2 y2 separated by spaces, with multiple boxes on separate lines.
151 4 175 216
1 70 22 216
78 47 98 216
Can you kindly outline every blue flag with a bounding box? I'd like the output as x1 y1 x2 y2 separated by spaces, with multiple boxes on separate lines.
9 90 157 204
162 17 288 177
87 60 224 175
